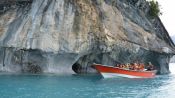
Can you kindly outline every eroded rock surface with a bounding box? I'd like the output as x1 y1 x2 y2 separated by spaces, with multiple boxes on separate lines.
0 0 174 74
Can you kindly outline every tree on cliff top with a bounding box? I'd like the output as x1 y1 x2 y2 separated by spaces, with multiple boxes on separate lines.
148 0 161 18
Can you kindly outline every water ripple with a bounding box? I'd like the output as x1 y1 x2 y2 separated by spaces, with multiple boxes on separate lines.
0 64 175 98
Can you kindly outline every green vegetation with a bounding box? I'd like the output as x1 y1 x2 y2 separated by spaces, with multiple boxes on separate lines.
148 0 161 18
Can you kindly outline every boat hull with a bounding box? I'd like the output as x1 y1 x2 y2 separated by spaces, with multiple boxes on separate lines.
93 64 156 78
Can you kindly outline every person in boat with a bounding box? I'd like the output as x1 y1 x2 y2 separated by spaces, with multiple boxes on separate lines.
129 63 134 70
146 62 154 71
139 63 145 71
133 63 139 70
115 64 120 67
118 64 122 68
121 64 125 69
123 64 127 69
132 62 142 71
120 64 124 69
126 63 130 69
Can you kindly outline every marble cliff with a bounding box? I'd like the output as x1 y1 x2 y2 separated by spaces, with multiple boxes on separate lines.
0 0 174 74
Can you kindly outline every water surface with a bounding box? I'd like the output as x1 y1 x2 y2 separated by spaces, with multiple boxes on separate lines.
0 64 175 98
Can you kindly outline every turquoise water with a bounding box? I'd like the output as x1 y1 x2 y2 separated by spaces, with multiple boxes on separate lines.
0 73 175 98
0 64 175 98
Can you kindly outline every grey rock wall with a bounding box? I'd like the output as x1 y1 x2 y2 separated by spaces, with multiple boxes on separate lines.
0 0 174 74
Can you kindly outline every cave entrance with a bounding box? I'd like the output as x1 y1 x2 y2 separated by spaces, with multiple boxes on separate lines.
71 53 120 74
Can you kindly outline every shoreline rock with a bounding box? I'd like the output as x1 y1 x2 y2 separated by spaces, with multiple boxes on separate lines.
0 0 174 74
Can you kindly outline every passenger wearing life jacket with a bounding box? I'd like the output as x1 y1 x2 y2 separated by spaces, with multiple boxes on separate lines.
133 63 139 70
129 63 134 70
138 63 145 71
140 63 145 70
116 63 145 71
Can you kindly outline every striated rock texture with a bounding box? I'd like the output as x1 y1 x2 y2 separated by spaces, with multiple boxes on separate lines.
0 0 174 74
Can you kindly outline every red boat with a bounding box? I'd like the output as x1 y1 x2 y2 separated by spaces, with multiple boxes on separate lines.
93 64 157 78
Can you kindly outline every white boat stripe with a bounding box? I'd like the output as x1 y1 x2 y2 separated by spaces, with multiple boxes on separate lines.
101 72 147 78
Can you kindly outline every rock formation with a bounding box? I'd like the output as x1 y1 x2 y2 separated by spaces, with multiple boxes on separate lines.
0 0 174 74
